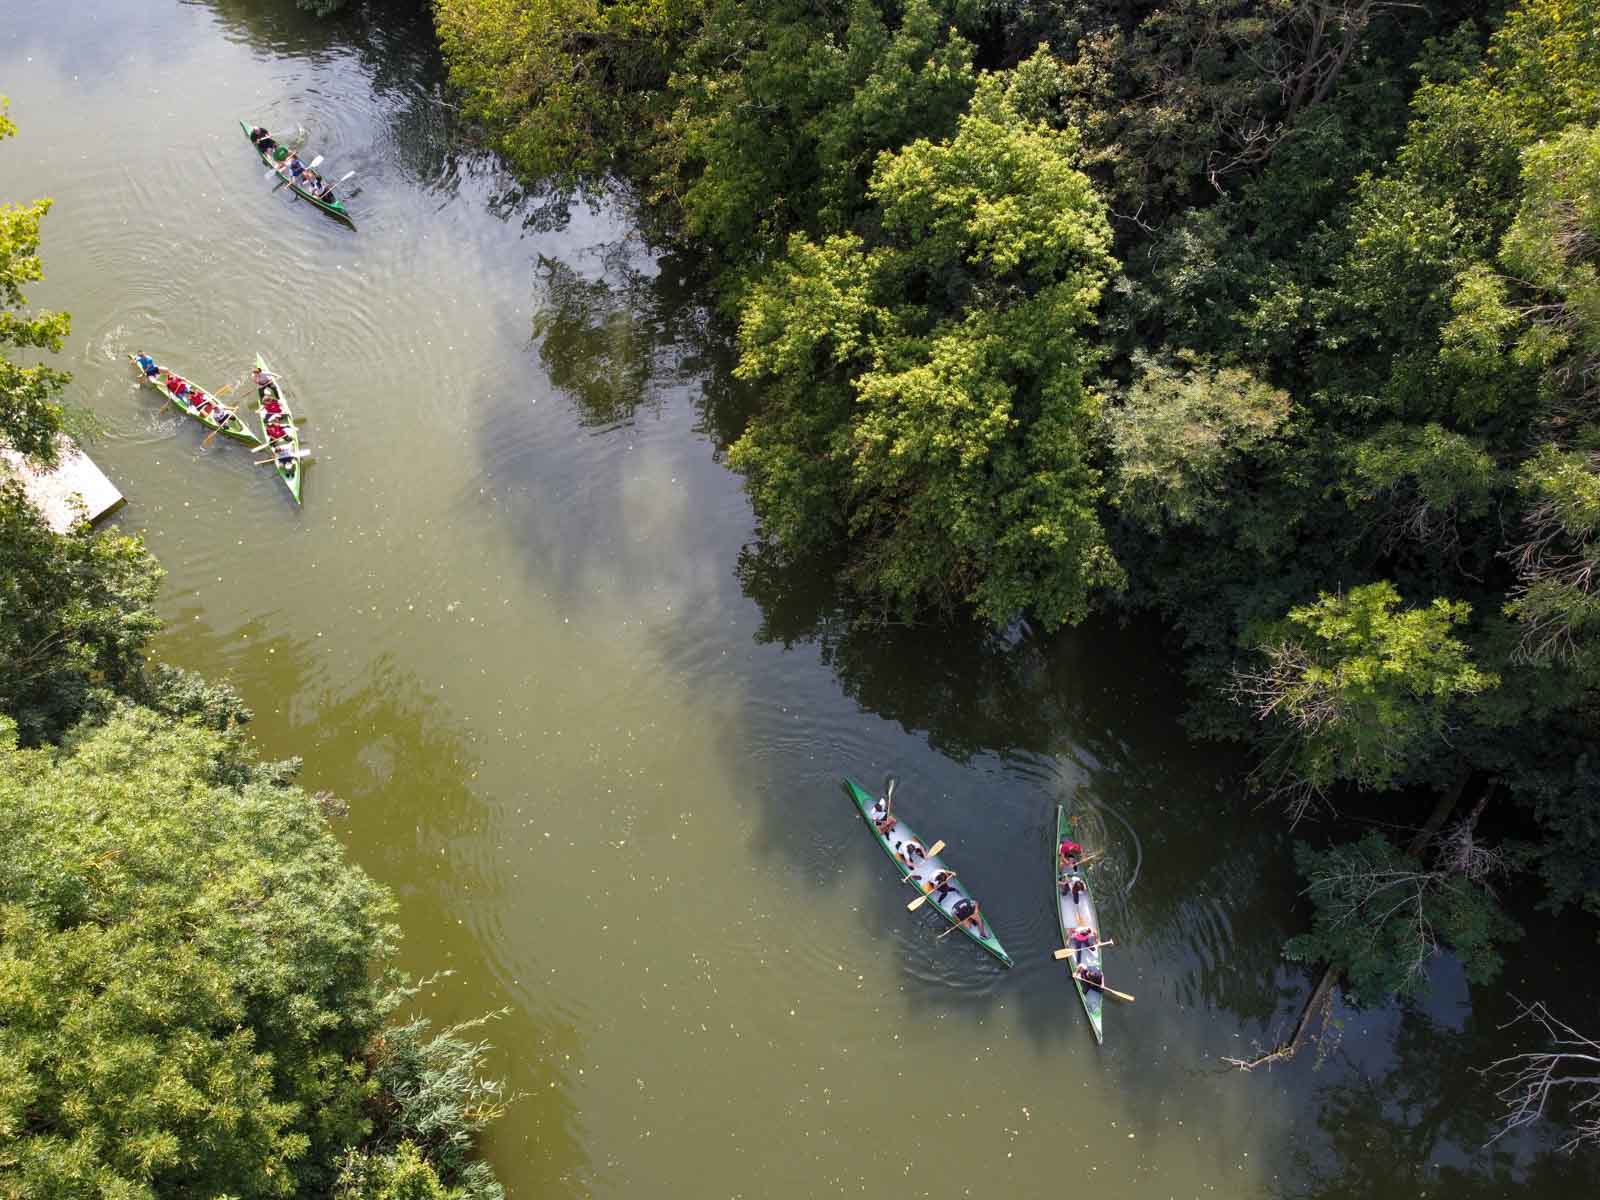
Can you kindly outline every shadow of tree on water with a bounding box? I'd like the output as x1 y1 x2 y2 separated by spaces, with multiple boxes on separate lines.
1280 1004 1600 1200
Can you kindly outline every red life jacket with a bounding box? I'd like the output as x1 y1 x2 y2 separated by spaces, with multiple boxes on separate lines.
167 376 185 394
267 423 287 438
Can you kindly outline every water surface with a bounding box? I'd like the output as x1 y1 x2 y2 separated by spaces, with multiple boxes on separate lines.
4 1 1595 1194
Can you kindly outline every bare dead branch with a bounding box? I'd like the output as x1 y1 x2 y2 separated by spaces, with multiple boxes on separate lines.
1486 1000 1600 1152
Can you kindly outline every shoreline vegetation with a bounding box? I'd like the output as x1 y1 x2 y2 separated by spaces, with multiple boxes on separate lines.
416 0 1599 1142
1 97 509 1200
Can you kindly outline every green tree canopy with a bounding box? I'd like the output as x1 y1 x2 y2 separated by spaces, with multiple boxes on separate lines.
1235 582 1498 801
0 708 507 1200
1285 831 1521 1005
0 97 71 464
0 481 163 745
730 64 1122 626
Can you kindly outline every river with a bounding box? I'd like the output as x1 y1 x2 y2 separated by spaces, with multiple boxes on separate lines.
4 1 1596 1195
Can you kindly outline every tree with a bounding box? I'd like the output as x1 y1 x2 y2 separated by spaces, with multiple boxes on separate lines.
1104 352 1292 535
0 480 163 744
0 97 70 464
0 707 507 1200
1284 831 1520 1004
730 63 1123 627
435 0 701 183
1232 581 1498 812
1490 1000 1600 1153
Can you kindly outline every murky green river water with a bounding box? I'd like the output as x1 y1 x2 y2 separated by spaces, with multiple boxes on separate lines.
5 1 1597 1195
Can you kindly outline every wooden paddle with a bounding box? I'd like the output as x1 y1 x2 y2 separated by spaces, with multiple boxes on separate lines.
199 403 243 448
906 871 956 911
197 384 245 448
938 912 984 939
1053 938 1115 960
1058 850 1105 871
1074 973 1135 1002
253 449 309 466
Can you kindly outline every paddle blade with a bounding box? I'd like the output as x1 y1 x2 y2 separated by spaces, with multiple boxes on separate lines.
925 839 945 858
906 894 929 912
337 170 355 182
307 155 323 169
1053 947 1076 960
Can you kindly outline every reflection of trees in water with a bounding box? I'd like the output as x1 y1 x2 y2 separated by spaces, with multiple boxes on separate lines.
194 0 466 195
735 536 1168 764
530 242 749 445
1282 1008 1600 1200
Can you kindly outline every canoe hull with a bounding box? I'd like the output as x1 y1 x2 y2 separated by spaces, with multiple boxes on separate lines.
128 354 259 445
1056 803 1105 1044
254 352 302 506
844 777 1012 967
240 120 355 229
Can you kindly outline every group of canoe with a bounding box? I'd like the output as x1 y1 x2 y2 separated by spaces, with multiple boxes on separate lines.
126 119 346 504
845 777 1132 1045
128 352 304 505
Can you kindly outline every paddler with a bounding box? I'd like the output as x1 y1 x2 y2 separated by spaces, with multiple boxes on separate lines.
868 791 896 836
1061 872 1086 901
951 896 984 934
896 837 926 868
1068 923 1097 955
1076 964 1105 992
251 365 278 392
1059 837 1083 868
929 869 957 903
134 352 159 377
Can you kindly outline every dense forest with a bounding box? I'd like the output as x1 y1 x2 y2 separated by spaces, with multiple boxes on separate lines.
0 100 509 1199
421 0 1598 1116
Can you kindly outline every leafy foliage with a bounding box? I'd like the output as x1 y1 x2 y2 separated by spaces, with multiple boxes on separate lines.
1105 352 1291 534
1285 832 1522 1005
730 67 1122 626
0 480 163 745
1235 582 1497 798
0 707 507 1200
0 97 70 464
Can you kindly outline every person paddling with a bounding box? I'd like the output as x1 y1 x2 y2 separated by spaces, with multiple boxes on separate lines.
1059 837 1083 868
134 352 159 377
1061 872 1086 901
868 791 896 836
1077 964 1105 991
1069 923 1097 955
951 896 984 934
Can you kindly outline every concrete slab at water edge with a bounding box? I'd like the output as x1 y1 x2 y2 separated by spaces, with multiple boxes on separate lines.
2 438 124 532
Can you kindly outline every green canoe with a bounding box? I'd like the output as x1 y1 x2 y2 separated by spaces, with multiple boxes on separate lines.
128 353 258 445
1056 803 1105 1043
240 120 355 229
844 777 1012 968
252 353 302 506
